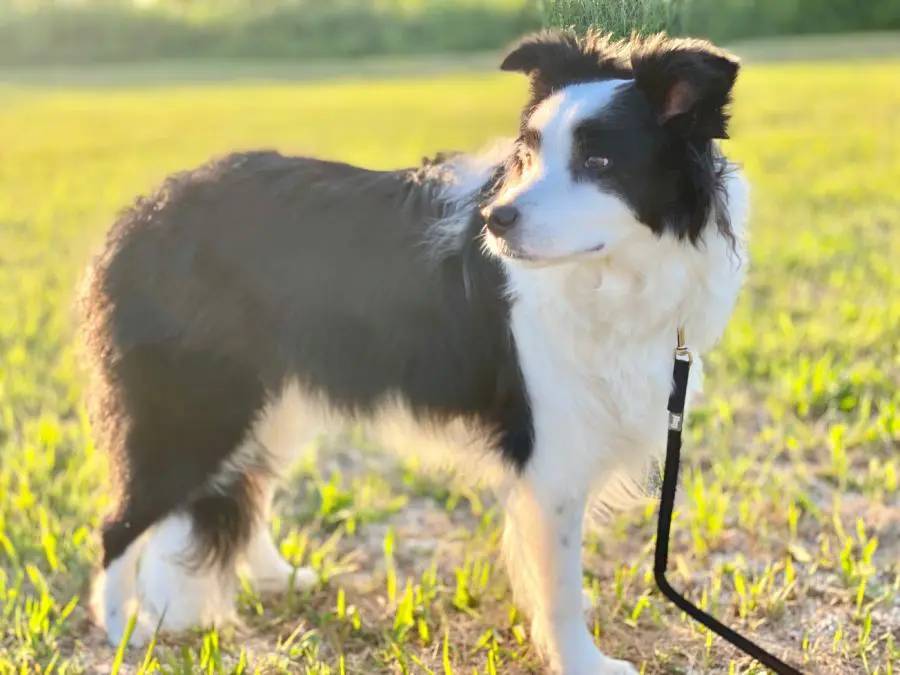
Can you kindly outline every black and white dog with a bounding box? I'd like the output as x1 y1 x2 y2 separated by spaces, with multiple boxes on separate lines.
84 31 748 674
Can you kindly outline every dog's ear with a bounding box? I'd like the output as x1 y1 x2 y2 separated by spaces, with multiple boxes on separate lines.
631 36 739 139
501 30 631 105
500 30 582 76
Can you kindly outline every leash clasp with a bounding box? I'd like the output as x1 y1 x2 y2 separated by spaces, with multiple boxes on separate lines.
675 326 692 364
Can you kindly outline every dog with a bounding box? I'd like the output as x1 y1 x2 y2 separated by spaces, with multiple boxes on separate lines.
83 30 748 674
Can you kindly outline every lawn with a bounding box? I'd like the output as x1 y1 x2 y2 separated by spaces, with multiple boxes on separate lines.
0 39 898 674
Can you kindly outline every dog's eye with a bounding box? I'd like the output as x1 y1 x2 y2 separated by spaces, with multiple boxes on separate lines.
584 156 611 173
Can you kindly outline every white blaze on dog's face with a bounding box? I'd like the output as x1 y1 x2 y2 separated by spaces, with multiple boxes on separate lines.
482 31 741 265
484 80 638 262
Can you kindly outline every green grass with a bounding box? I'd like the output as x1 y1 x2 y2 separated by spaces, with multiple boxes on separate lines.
1 40 899 673
543 0 900 41
545 0 680 35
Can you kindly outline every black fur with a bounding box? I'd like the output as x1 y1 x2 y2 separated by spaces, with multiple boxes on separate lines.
84 152 532 569
570 85 734 244
189 472 264 567
501 30 632 127
630 34 739 140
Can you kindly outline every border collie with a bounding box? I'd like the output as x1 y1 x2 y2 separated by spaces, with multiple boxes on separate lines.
83 30 748 674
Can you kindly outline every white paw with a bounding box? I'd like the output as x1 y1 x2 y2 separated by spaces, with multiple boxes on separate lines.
560 649 638 675
137 560 237 636
543 621 637 675
244 550 292 593
251 563 317 594
289 565 318 591
104 610 157 648
128 514 237 641
242 525 316 594
92 538 155 648
596 655 639 675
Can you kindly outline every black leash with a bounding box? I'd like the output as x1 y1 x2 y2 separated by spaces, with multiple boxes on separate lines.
654 328 804 674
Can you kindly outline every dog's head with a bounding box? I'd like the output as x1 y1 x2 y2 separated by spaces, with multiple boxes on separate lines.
481 31 740 264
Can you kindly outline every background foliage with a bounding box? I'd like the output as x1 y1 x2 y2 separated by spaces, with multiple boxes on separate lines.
2 0 900 65
546 0 900 39
0 0 540 65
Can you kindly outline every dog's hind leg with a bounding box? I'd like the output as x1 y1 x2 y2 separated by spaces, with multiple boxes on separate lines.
95 469 253 646
502 467 637 675
116 469 270 646
95 466 204 646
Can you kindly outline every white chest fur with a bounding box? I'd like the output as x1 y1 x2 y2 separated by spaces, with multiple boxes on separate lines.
505 176 748 486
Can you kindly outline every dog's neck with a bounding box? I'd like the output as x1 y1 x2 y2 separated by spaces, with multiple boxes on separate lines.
503 217 744 363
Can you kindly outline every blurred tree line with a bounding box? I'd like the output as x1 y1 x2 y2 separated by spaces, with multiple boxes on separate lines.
1 0 898 66
0 0 541 65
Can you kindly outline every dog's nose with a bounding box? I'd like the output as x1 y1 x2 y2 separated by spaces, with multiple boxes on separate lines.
483 205 520 235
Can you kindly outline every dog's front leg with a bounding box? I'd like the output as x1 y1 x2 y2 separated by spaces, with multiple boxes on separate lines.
502 472 637 675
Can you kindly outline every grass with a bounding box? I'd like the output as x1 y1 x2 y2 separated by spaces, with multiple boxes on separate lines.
545 0 681 35
543 0 900 42
1 38 899 674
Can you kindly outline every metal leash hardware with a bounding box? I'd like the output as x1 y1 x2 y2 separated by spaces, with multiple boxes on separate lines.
653 327 805 675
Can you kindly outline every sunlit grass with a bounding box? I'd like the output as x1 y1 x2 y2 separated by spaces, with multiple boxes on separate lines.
0 48 898 673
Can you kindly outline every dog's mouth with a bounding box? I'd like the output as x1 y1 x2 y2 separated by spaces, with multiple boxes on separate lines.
583 243 607 254
493 239 538 262
488 234 606 264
